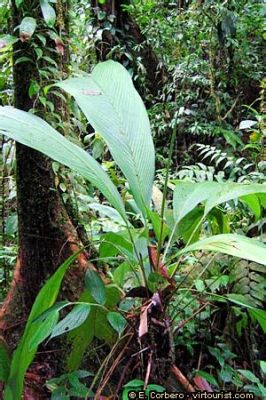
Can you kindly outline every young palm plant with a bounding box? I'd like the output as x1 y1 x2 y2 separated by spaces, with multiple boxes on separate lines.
0 61 265 399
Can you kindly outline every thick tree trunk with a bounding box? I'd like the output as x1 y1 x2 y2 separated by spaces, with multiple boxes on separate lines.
91 0 166 98
0 0 90 345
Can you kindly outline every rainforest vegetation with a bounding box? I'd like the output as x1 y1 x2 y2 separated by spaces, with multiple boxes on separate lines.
0 0 265 399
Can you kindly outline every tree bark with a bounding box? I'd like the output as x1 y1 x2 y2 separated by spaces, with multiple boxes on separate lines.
91 0 166 99
0 0 90 346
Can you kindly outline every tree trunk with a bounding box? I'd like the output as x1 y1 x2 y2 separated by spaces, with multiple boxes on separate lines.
91 0 166 99
0 0 90 346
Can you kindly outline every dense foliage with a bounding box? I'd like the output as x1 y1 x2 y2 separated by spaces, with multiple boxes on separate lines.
0 1 265 399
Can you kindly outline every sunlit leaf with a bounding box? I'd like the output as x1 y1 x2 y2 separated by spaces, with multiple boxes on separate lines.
87 203 126 226
56 60 155 215
0 106 127 220
50 304 91 339
173 181 266 224
19 17 36 41
3 252 81 400
239 120 257 130
40 0 56 27
176 234 266 266
29 311 59 350
0 35 18 51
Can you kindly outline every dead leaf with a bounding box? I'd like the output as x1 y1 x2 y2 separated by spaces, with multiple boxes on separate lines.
148 245 170 280
165 110 171 119
139 305 150 337
151 292 163 312
55 38 64 55
194 375 213 392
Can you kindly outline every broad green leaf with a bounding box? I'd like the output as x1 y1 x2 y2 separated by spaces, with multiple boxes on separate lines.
51 388 69 400
15 0 23 7
258 193 266 209
85 270 106 305
249 309 266 334
99 232 135 262
223 130 243 149
33 301 70 323
239 120 257 130
123 379 144 388
173 181 266 223
14 56 32 65
178 207 204 243
0 35 18 51
4 252 81 400
146 384 165 394
240 194 261 221
107 311 127 335
204 183 266 215
0 339 10 382
207 208 230 234
225 294 256 309
176 234 266 266
28 80 40 98
145 383 166 398
56 60 155 215
40 0 56 27
260 361 266 375
113 262 133 287
122 379 146 399
87 203 126 226
50 304 91 339
0 106 127 220
196 371 219 387
147 209 170 243
19 17 36 39
29 311 59 351
237 370 260 384
67 286 120 371
148 272 168 293
29 301 72 350
173 181 216 223
258 384 266 398
67 296 94 372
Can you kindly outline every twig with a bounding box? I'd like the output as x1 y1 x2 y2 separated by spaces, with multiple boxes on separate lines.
115 358 135 397
156 122 177 271
197 348 203 371
144 351 153 390
221 95 240 121
173 302 210 334
94 333 134 399
171 364 195 392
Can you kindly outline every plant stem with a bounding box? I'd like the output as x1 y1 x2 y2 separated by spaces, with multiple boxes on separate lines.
169 215 205 279
87 333 131 397
155 122 177 271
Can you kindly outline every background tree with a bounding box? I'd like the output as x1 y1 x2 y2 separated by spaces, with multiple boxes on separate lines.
91 0 166 99
0 0 90 346
0 0 265 398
